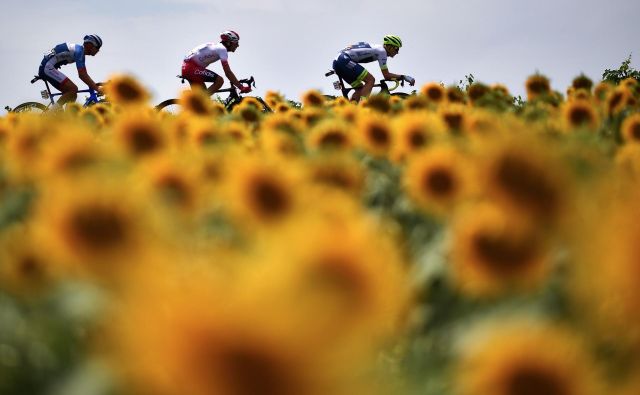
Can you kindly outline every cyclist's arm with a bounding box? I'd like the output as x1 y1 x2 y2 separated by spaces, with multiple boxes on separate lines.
221 61 244 88
77 68 102 92
381 69 404 81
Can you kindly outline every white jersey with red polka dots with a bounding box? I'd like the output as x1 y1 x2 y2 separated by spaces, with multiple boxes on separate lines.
183 42 229 67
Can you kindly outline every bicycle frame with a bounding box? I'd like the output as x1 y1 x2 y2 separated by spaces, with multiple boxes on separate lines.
32 75 102 108
325 70 403 99
175 74 253 106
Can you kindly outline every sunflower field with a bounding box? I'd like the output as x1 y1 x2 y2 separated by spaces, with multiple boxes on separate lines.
1 70 640 395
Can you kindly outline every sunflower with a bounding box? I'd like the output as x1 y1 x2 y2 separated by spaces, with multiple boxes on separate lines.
391 112 446 162
333 104 361 124
355 113 393 157
615 143 640 180
38 128 102 178
79 106 106 128
3 119 50 180
525 73 551 101
420 82 446 105
621 77 640 95
0 119 10 147
224 156 300 226
275 102 292 113
113 113 166 159
606 86 637 117
403 95 429 111
404 145 475 217
186 118 226 148
305 153 365 197
0 225 61 297
104 74 149 107
329 97 351 108
220 120 253 147
569 73 593 92
247 213 411 347
306 119 354 152
446 85 466 103
264 90 285 108
301 89 326 108
455 320 603 395
450 202 552 297
439 104 468 135
561 99 599 131
569 188 640 353
466 109 503 139
567 87 592 102
467 82 491 105
136 156 202 215
621 113 640 144
362 94 391 113
593 81 613 103
179 89 217 117
32 177 153 279
261 113 304 136
232 101 262 124
260 127 305 158
479 136 568 227
299 107 327 128
107 266 331 395
491 83 511 98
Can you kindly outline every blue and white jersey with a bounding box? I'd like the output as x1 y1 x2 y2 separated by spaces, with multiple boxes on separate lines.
42 43 86 69
340 42 388 70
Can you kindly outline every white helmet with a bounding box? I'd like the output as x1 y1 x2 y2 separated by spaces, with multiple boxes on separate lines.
220 30 240 43
83 34 103 49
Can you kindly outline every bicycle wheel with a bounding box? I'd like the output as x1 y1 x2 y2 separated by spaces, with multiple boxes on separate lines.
155 99 181 114
12 102 48 113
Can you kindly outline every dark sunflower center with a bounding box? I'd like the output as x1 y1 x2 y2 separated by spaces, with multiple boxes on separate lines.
568 106 594 127
507 366 568 395
116 82 144 102
130 127 160 155
424 167 455 197
319 131 347 148
69 206 128 252
473 233 537 274
368 125 390 145
251 178 290 220
494 154 558 218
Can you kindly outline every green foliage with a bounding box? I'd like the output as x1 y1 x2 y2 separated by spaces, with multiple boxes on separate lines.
602 54 640 84
457 74 475 92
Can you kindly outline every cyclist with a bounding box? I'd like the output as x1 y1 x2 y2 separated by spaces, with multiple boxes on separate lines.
332 35 415 102
181 30 251 96
38 34 103 107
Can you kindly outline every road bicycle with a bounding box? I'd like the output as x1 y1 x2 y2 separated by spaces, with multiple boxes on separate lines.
5 75 106 113
155 76 272 113
324 69 412 101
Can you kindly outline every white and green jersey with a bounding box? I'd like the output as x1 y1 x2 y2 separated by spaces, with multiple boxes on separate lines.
340 42 388 70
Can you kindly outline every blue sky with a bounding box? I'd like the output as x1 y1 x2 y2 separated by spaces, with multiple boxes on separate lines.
1 0 639 113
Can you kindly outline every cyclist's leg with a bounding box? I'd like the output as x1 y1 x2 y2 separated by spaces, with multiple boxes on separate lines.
40 60 77 106
352 73 374 103
333 54 371 102
188 81 207 91
206 75 224 96
57 79 79 105
182 60 221 96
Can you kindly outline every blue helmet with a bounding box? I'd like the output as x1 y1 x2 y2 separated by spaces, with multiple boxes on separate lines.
83 34 103 49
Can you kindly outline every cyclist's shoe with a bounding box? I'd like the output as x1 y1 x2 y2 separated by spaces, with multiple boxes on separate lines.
239 85 252 94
